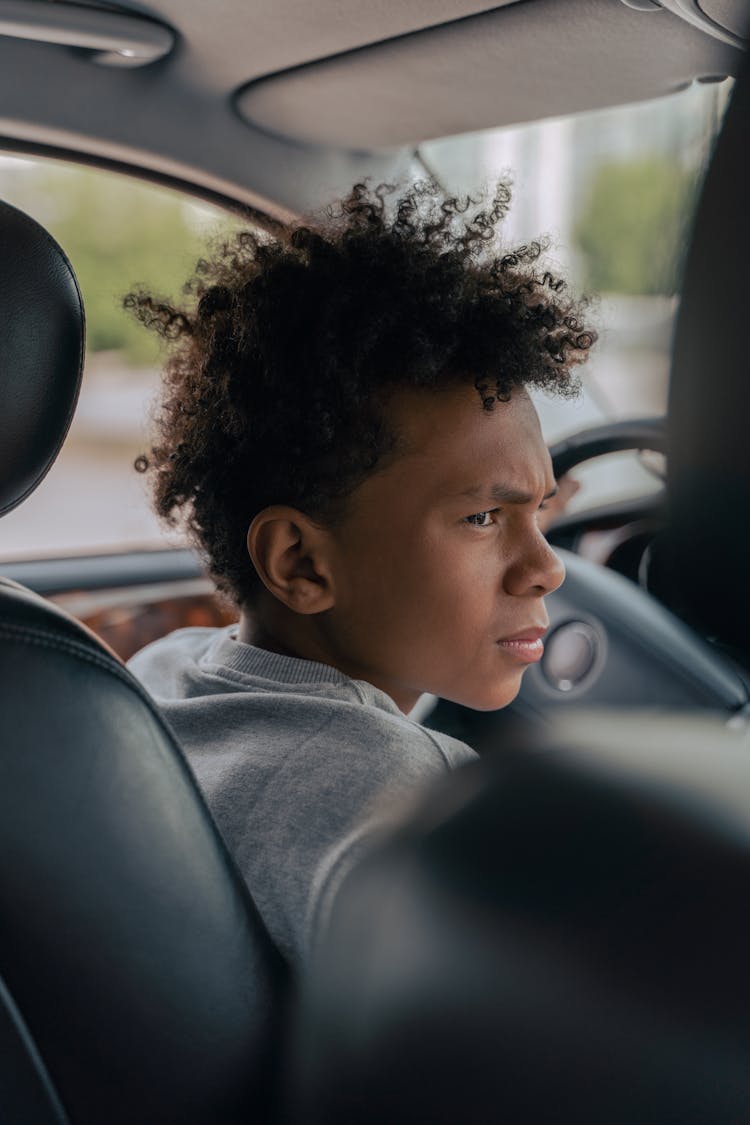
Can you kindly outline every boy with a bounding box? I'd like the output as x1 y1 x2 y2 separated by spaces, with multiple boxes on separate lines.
127 180 595 968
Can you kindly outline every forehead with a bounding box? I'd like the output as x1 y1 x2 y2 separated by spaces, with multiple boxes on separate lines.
383 383 552 497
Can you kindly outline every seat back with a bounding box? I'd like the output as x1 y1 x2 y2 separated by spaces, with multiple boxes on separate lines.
291 716 750 1124
0 199 286 1124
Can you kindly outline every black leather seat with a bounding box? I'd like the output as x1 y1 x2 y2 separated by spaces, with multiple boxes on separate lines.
291 716 750 1124
0 199 286 1123
649 29 750 662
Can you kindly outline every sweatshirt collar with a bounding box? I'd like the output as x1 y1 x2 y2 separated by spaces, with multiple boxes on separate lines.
207 627 353 688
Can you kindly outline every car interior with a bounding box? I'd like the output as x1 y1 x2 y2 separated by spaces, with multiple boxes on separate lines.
0 205 286 1123
1 0 749 1120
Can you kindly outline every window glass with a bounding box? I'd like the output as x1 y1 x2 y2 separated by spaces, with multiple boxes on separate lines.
420 79 733 512
0 156 243 562
1 82 734 561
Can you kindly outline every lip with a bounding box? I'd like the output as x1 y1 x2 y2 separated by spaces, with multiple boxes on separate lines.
496 625 548 664
499 626 548 643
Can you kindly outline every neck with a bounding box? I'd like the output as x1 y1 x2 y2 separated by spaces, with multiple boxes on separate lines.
237 602 328 664
237 604 419 714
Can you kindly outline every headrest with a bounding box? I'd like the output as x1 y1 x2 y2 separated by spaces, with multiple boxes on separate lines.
0 200 85 517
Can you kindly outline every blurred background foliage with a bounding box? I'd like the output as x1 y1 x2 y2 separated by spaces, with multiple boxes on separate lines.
0 159 239 365
1 152 699 370
574 156 699 295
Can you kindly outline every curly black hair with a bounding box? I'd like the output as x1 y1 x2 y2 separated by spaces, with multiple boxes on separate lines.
126 180 596 609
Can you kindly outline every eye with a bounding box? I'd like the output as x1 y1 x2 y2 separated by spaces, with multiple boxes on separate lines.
464 510 496 527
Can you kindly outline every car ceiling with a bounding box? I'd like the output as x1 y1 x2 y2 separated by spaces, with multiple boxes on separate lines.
0 0 745 221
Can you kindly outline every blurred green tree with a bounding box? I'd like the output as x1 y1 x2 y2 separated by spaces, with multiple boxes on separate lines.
0 160 238 365
574 157 699 295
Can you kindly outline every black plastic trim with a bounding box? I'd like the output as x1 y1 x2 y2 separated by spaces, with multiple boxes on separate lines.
1 548 204 596
0 136 285 230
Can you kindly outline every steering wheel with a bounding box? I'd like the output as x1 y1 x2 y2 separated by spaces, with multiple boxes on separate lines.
545 416 668 584
549 416 666 479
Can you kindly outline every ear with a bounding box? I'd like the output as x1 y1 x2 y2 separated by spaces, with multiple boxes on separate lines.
247 506 336 615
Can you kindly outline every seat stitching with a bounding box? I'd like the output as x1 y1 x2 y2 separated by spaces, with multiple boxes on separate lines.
0 621 197 761
0 622 154 706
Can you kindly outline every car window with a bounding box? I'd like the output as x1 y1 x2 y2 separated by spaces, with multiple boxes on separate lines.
0 156 243 562
0 81 733 563
421 79 733 512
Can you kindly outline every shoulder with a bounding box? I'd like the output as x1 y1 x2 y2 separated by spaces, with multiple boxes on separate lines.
419 724 478 768
283 701 477 814
348 682 476 770
127 625 227 697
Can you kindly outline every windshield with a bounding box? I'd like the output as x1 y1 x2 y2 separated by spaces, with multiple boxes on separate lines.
420 79 732 510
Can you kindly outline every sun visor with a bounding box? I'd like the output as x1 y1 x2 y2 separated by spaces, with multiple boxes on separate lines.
235 0 740 151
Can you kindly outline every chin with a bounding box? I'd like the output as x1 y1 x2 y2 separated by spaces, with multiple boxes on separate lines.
452 673 524 713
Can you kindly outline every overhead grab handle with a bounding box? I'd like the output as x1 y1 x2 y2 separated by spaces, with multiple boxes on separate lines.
620 0 747 48
0 0 174 66
656 1 746 49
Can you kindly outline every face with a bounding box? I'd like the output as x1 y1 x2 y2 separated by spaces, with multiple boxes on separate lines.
319 384 565 713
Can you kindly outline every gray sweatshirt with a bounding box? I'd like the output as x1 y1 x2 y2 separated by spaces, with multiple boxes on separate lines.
128 626 476 967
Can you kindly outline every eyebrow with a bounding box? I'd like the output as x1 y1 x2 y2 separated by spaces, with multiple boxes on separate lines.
457 483 559 505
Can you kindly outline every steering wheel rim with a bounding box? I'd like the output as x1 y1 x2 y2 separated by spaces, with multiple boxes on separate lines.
549 417 666 479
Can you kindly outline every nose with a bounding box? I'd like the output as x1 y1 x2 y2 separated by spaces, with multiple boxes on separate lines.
503 528 566 598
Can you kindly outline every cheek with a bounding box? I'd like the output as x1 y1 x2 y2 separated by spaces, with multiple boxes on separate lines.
336 533 424 636
416 551 504 658
440 535 507 601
